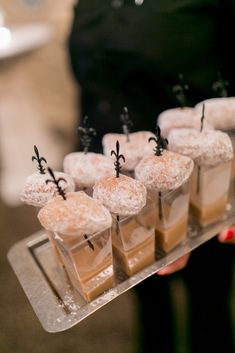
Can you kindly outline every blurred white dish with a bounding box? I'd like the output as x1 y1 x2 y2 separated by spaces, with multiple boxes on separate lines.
0 23 54 59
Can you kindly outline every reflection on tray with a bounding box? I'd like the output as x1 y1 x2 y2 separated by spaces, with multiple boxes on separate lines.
7 187 235 333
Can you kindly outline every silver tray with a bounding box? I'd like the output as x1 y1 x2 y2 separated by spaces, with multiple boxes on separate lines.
7 191 235 333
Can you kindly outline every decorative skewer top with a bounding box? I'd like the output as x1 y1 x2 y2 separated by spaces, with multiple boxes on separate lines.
172 73 189 108
212 71 229 98
78 116 96 154
111 140 125 178
32 145 47 174
120 106 133 142
148 126 168 156
200 103 205 132
46 167 67 200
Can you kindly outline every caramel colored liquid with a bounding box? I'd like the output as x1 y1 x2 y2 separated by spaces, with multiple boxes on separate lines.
113 235 155 276
190 162 231 226
112 216 155 276
150 186 189 253
155 215 188 252
66 264 114 302
54 232 114 302
190 194 228 226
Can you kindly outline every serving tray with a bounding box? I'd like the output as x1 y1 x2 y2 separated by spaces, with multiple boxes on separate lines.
7 188 235 333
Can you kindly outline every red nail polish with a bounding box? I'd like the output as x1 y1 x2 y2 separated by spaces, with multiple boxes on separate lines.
224 229 234 241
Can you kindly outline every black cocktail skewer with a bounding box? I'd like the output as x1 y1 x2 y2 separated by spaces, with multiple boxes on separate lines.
111 140 125 231
120 106 133 142
78 116 96 154
32 145 47 174
212 71 229 98
84 234 95 251
149 126 168 220
197 103 205 194
149 125 168 156
111 140 125 178
172 73 189 108
46 167 67 200
200 103 205 132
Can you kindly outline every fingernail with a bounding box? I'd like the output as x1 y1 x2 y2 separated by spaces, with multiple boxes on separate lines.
223 229 234 241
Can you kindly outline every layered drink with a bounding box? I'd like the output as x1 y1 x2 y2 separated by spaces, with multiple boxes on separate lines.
38 191 114 302
195 97 235 178
135 147 193 253
168 128 233 226
93 146 155 276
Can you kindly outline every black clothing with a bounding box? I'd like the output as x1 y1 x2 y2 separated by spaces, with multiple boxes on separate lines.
67 1 235 352
68 0 235 151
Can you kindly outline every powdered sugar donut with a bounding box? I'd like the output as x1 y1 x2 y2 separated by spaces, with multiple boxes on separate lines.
195 97 235 130
63 152 114 189
158 107 213 138
93 174 147 216
168 128 233 166
38 191 112 236
135 150 194 192
20 171 75 208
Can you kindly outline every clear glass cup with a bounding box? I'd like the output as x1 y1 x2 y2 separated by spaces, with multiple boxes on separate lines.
52 228 114 302
111 199 155 276
150 181 190 253
190 161 232 226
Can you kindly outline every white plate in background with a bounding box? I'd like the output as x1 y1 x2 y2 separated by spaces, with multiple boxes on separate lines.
0 23 54 59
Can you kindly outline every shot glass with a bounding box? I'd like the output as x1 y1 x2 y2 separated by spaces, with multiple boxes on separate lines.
150 181 190 253
52 228 114 302
190 161 232 226
111 199 155 276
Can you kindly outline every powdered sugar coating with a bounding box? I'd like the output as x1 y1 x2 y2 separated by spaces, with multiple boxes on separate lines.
20 171 75 207
102 131 155 171
63 152 114 188
135 150 194 192
93 174 147 216
38 191 112 236
195 97 235 130
158 106 213 137
168 128 233 166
